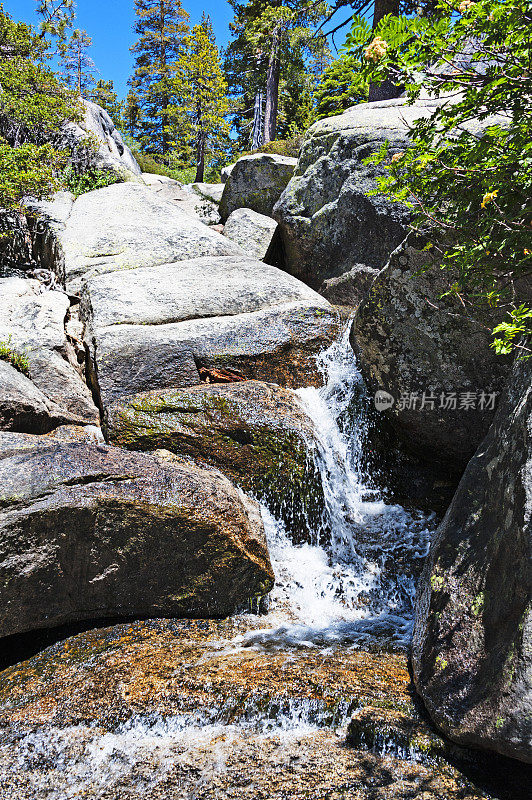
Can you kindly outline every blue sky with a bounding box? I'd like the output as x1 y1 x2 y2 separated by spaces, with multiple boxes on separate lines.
6 0 235 98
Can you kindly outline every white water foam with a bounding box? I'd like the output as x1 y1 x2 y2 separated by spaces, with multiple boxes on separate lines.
241 323 434 650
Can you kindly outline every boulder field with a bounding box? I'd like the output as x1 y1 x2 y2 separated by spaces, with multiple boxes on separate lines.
220 152 297 222
0 152 338 638
81 252 338 408
1 95 530 770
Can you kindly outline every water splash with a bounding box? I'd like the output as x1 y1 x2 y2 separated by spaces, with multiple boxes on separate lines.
245 322 434 650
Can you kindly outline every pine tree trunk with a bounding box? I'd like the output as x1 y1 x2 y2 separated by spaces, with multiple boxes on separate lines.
368 0 401 102
263 30 280 145
195 129 205 183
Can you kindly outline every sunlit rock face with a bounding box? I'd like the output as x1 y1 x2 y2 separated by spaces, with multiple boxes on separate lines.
66 98 142 180
223 208 279 261
58 183 244 292
413 357 532 764
0 277 98 429
0 433 273 638
80 252 340 408
273 98 422 297
219 153 297 222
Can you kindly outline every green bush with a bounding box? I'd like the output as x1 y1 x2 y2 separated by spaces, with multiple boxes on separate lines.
63 167 120 198
0 335 30 376
131 149 173 177
344 0 532 357
0 4 81 208
257 137 303 159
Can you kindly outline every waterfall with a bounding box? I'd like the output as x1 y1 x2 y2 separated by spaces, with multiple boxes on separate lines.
245 322 434 650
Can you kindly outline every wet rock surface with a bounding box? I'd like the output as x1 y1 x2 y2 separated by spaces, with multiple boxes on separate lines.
105 380 323 537
413 357 532 764
0 435 273 638
81 255 340 407
0 618 527 800
220 153 297 222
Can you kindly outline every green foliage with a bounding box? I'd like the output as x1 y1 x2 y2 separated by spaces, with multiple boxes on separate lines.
123 89 142 140
0 3 80 207
224 0 330 150
313 56 368 121
60 28 97 96
174 15 231 182
129 0 190 155
343 0 532 356
91 80 123 128
0 335 30 376
62 166 120 197
130 148 171 176
256 137 302 158
35 0 75 53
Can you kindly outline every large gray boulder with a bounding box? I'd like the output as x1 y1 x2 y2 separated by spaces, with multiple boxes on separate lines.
142 174 222 225
54 183 244 292
223 208 278 261
273 98 451 300
0 432 274 637
105 380 323 538
351 234 512 474
0 361 72 433
0 277 99 429
219 153 297 222
412 358 532 764
192 183 225 204
65 98 141 180
81 254 340 409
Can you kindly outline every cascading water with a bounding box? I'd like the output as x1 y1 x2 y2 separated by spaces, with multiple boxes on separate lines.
242 322 434 651
0 323 453 800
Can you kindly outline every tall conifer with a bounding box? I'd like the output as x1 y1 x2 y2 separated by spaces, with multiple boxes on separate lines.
129 0 189 156
176 15 230 182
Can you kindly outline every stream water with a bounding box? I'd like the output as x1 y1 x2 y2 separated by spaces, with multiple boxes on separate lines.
0 324 527 799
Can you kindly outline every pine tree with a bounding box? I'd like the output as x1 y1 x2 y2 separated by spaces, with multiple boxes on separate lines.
313 56 368 121
129 0 189 156
60 28 97 96
123 89 142 140
91 79 123 127
176 14 230 182
224 1 329 149
35 0 75 53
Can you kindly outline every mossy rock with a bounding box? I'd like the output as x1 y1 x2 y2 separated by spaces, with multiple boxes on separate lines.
105 380 324 541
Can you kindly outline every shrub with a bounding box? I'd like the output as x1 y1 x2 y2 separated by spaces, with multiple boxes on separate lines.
63 166 120 198
0 335 30 376
344 0 532 356
0 4 81 208
257 137 303 159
